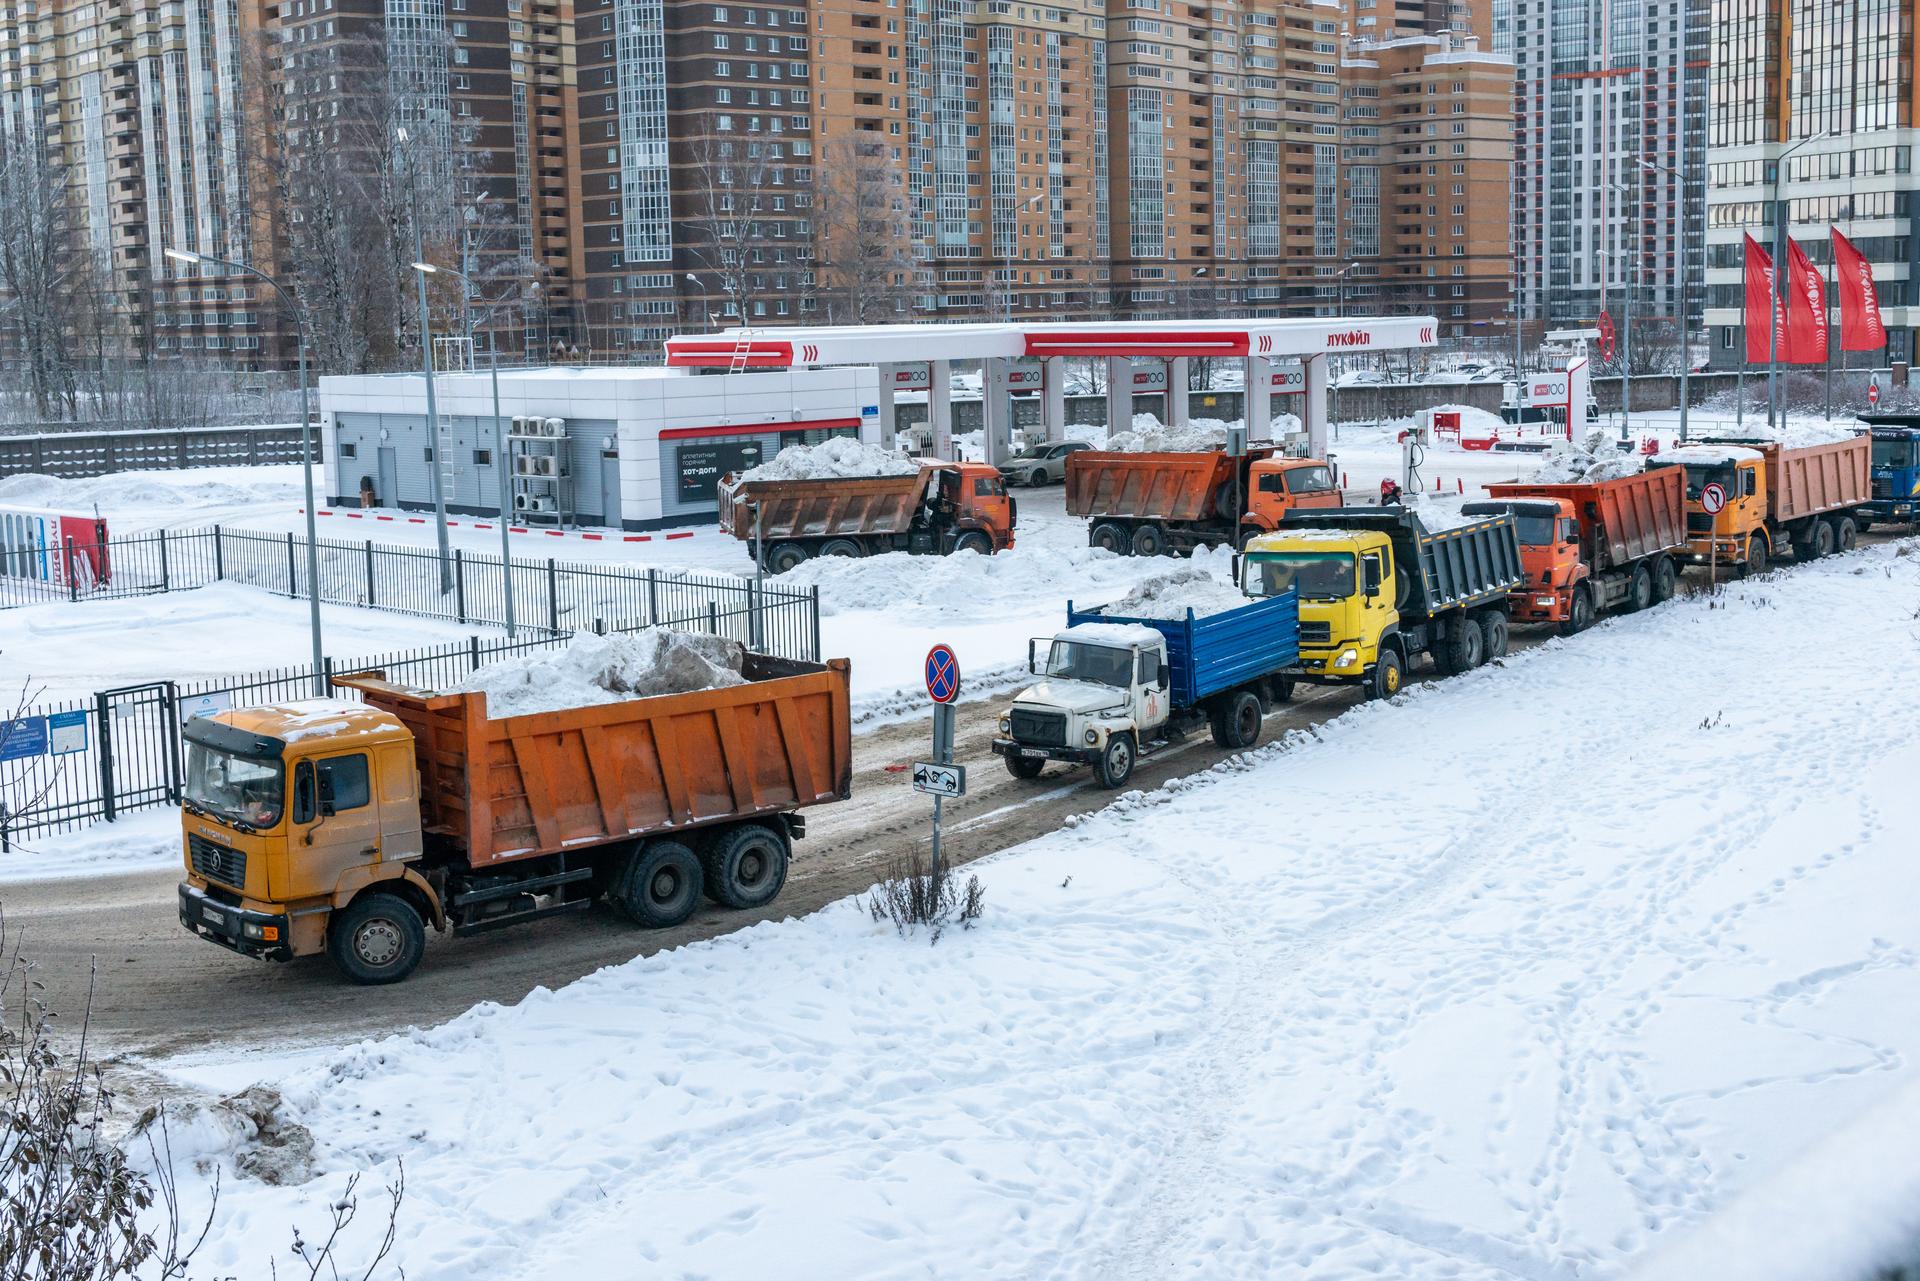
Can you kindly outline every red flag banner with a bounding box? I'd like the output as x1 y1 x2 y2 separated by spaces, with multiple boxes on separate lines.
1742 234 1788 364
1784 237 1828 364
1831 227 1887 352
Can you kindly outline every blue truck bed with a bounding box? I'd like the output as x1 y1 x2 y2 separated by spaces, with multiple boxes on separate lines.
1066 589 1300 709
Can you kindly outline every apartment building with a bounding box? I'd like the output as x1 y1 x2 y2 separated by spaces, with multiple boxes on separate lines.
1703 0 1919 368
1500 0 1708 335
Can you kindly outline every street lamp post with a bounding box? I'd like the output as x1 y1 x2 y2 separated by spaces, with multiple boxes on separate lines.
1604 176 1643 439
413 261 518 637
1333 262 1360 318
166 247 326 695
1767 132 1829 430
397 128 455 593
1639 156 1694 443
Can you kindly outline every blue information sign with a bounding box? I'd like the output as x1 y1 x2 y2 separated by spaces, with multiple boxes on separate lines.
0 716 48 763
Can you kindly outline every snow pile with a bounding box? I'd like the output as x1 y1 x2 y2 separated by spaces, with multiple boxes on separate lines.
1103 414 1236 453
454 629 745 717
1528 429 1648 483
1704 420 1857 450
0 464 307 523
739 438 918 482
1401 491 1479 532
1095 567 1249 621
158 540 1920 1281
1428 403 1507 437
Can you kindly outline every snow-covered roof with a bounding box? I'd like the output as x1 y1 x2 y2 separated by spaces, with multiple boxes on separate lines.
1661 445 1762 466
1057 622 1165 649
1254 528 1363 546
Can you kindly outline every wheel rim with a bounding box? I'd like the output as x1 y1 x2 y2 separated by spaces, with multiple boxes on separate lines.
1236 703 1258 740
1385 664 1400 694
1111 741 1131 773
737 844 772 889
649 866 682 904
354 918 403 968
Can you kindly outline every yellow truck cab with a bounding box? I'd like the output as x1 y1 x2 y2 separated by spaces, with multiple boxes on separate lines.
178 699 431 971
1243 507 1523 698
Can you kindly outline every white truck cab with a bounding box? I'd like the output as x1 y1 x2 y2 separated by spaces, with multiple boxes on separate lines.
996 623 1171 788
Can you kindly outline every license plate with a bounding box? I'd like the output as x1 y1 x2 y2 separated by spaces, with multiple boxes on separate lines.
201 907 226 926
1021 748 1047 759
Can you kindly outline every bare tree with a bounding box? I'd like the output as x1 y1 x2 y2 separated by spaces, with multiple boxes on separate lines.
811 132 914 325
0 124 85 418
684 128 782 325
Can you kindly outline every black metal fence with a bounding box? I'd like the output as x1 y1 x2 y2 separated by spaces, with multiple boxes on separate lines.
0 527 822 845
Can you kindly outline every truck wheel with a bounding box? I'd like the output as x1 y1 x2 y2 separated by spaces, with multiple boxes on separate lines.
1856 517 1875 535
767 542 810 574
1271 675 1297 704
613 840 703 928
701 824 789 911
1798 520 1835 561
1831 516 1857 553
1560 586 1595 637
953 530 994 556
1477 611 1509 661
1368 649 1404 700
1090 522 1130 555
820 538 864 558
1623 564 1653 613
1445 617 1485 673
1093 733 1136 789
1130 524 1168 557
328 893 426 986
1652 556 1678 603
1029 468 1049 488
1209 690 1263 750
1741 536 1769 578
1005 753 1045 780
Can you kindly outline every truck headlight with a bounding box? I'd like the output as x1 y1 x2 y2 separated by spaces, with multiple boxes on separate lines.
999 716 1011 734
1534 596 1555 607
1333 648 1359 670
242 922 279 942
1084 728 1099 745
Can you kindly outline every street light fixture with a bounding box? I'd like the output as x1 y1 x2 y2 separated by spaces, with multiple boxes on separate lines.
1766 131 1830 429
1639 156 1695 442
165 247 326 695
413 261 518 637
1333 262 1361 319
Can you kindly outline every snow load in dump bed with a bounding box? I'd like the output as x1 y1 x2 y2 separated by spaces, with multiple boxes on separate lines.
452 630 747 719
1660 444 1764 467
1056 622 1166 649
739 437 920 482
1094 569 1249 621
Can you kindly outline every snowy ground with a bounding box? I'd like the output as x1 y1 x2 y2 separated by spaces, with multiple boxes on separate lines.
0 582 501 705
145 536 1920 1281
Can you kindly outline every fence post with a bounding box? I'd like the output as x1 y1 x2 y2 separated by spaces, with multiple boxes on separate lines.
647 567 659 624
469 635 481 670
65 538 77 602
547 559 559 632
454 548 467 624
323 656 335 691
158 528 169 592
213 525 224 581
810 586 822 661
95 693 115 823
708 601 718 635
365 540 376 605
285 532 297 598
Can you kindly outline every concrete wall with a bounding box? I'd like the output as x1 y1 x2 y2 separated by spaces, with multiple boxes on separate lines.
0 425 312 479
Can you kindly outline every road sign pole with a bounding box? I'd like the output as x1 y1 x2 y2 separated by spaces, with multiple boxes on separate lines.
921 643 962 882
931 700 954 879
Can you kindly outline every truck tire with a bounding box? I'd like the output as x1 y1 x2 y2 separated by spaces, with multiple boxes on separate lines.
820 538 864 558
1209 690 1263 750
1090 522 1130 555
612 840 703 928
767 542 810 574
953 531 994 556
1831 516 1857 553
1445 616 1485 673
1741 536 1769 578
1856 517 1875 535
328 892 426 986
1367 649 1404 700
1652 556 1678 603
1623 564 1653 613
1477 611 1509 661
1271 675 1297 704
1004 753 1045 780
701 824 789 911
1560 585 1596 637
1797 520 1835 562
1093 733 1136 789
1130 523 1168 557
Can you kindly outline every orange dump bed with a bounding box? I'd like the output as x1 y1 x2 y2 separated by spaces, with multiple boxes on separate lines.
1485 467 1686 572
336 655 852 869
1066 447 1277 523
1754 437 1872 523
717 469 937 541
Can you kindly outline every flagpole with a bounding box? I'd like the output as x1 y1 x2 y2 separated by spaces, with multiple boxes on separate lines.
1825 237 1836 425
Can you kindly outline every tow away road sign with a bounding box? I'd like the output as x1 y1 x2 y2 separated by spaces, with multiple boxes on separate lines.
925 644 960 704
912 761 966 798
1701 482 1727 515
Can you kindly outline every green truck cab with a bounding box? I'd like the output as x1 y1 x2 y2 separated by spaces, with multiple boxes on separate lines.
1242 507 1524 699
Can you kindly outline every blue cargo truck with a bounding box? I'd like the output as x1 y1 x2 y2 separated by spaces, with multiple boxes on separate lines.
990 589 1301 788
1860 416 1920 527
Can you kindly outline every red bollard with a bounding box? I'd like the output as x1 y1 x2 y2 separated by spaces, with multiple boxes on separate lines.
1457 478 1464 494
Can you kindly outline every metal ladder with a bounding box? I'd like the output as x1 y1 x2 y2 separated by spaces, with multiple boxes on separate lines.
726 328 756 374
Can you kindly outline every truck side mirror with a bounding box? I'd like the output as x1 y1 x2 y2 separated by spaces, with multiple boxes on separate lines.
1156 669 1169 691
317 770 337 817
1743 470 1757 497
293 761 316 825
1364 559 1382 597
1027 639 1036 674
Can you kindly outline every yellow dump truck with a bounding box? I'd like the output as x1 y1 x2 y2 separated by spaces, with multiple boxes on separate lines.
178 654 853 984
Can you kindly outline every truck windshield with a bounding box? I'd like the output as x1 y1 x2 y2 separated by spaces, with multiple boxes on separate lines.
1507 514 1558 546
1874 438 1917 469
1652 461 1736 503
1045 641 1136 689
1244 552 1354 601
185 743 285 828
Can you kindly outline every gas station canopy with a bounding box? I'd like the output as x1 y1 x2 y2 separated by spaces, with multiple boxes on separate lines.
665 316 1438 369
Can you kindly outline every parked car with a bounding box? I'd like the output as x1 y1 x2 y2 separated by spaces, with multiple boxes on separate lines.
1000 439 1093 487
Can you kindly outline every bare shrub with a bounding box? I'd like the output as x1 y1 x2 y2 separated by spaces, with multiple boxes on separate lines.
866 852 984 943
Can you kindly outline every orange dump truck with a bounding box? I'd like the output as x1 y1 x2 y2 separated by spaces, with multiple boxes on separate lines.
1469 467 1687 633
178 654 853 984
718 461 1015 573
1646 435 1872 576
1067 447 1337 556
